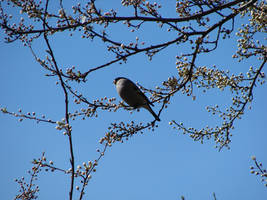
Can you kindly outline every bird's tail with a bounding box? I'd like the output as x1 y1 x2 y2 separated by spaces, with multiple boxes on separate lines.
143 104 160 121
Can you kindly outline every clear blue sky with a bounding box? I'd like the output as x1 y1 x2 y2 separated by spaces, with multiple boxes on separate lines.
0 1 266 199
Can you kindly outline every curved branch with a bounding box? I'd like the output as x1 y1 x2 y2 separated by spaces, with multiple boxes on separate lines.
1 0 254 36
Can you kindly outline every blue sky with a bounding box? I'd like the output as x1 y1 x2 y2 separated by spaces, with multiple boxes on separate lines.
0 1 266 199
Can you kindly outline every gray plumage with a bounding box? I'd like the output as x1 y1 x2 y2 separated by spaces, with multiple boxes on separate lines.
114 77 160 121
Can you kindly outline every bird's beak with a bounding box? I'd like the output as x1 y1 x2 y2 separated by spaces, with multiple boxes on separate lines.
113 80 116 85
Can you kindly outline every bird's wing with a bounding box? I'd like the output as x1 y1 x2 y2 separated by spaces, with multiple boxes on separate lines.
130 81 154 106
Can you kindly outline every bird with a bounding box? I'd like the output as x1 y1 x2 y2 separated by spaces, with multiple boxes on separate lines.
113 77 160 121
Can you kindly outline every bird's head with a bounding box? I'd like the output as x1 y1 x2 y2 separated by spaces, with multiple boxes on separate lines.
113 77 126 85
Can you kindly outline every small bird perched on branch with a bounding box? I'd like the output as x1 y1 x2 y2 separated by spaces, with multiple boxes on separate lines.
114 77 160 121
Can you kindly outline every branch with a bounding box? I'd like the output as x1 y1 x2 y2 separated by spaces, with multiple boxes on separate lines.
42 1 75 199
0 108 56 124
1 0 249 36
